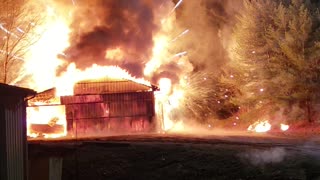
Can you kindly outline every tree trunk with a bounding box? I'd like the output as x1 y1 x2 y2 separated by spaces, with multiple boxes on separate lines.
305 100 313 123
3 68 7 84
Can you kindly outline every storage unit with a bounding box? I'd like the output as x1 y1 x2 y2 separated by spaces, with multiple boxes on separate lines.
27 78 159 138
60 78 158 137
0 83 36 180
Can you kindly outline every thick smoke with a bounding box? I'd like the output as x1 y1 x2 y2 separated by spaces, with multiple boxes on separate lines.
171 0 242 73
57 0 242 82
59 0 164 77
146 0 243 85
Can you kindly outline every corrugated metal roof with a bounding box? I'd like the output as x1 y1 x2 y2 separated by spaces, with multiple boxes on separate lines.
28 78 159 102
74 78 153 95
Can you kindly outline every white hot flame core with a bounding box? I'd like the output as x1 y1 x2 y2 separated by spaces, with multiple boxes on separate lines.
247 120 271 133
280 124 289 131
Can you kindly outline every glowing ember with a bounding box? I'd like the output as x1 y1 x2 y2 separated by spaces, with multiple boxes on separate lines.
280 124 289 131
247 120 271 133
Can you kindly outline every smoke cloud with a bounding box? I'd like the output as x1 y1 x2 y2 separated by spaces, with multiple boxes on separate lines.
144 0 243 86
56 0 242 82
59 0 165 77
171 0 242 73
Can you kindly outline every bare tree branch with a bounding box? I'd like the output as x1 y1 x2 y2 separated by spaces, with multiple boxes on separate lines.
0 0 43 84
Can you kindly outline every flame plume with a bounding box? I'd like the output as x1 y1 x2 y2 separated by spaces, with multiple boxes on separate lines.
24 0 234 137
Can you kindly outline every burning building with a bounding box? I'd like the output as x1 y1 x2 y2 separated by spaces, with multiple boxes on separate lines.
27 77 159 139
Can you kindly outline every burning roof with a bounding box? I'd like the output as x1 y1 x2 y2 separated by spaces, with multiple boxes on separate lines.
29 77 159 102
74 77 158 95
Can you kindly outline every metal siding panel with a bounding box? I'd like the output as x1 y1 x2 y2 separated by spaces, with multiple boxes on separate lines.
22 101 28 180
5 100 25 180
0 105 8 180
61 91 156 136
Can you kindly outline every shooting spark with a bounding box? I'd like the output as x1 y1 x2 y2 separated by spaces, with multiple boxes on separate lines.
170 0 183 14
173 51 187 58
171 29 189 42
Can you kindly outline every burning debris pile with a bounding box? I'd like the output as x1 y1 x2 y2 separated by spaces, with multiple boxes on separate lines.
27 75 159 139
27 88 67 138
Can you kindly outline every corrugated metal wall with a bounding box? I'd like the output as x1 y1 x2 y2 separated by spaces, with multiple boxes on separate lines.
0 104 8 180
0 99 27 180
61 92 156 137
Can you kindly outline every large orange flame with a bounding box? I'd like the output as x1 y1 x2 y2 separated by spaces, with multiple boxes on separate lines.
25 0 192 138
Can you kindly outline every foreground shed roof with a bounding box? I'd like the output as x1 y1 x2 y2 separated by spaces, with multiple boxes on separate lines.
0 83 36 96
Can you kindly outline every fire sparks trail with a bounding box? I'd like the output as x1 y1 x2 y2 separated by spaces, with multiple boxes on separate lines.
171 29 189 42
170 0 183 14
173 51 188 58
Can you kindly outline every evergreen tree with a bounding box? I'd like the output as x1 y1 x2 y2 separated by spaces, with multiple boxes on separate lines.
229 0 320 123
